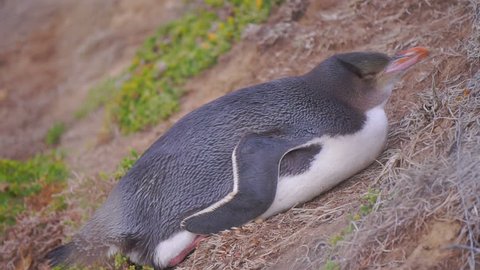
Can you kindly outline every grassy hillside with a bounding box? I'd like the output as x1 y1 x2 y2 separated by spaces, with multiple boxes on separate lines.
76 0 281 134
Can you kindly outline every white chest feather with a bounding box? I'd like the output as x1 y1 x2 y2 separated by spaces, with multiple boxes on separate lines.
261 106 388 218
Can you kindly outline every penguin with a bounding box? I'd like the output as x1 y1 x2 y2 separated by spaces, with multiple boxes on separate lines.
46 47 429 269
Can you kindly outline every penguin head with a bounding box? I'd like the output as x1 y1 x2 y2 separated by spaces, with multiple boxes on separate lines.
307 47 429 111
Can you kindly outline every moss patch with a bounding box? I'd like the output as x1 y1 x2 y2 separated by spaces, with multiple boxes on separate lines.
0 152 69 233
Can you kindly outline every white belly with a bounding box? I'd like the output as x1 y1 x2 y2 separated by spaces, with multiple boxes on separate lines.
261 106 388 218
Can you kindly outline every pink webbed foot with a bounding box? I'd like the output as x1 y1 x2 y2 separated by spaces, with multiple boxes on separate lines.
167 235 206 267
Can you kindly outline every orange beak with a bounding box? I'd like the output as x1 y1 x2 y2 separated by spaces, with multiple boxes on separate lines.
385 47 429 73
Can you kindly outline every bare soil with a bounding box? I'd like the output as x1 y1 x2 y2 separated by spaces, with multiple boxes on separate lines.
0 0 184 159
1 0 477 269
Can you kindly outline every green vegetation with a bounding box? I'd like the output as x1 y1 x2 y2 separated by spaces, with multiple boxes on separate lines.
114 253 154 270
0 152 69 233
324 189 379 269
329 222 354 246
75 78 119 119
328 189 379 247
107 0 280 133
45 122 66 146
113 150 140 180
324 260 340 270
358 188 379 216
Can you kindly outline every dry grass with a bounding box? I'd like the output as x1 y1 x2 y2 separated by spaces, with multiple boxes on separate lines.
340 80 480 269
334 1 480 269
0 212 64 270
181 199 354 269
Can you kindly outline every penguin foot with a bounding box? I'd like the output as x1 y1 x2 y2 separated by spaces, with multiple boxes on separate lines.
167 235 205 267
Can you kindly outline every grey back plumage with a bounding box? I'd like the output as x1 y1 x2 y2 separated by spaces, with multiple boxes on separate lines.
47 51 393 267
111 71 365 262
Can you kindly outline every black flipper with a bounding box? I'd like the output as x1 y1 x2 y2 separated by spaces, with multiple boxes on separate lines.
182 134 294 234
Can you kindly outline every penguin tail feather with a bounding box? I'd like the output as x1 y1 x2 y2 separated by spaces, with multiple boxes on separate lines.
45 242 76 268
46 239 109 268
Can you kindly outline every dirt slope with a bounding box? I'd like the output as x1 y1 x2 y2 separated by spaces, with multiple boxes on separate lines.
1 0 478 269
0 0 184 159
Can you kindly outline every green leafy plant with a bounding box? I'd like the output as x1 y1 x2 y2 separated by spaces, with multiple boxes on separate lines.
359 189 379 216
108 0 279 133
45 122 66 146
328 189 380 247
113 253 154 270
0 152 69 233
329 223 354 246
113 150 140 180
